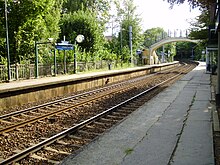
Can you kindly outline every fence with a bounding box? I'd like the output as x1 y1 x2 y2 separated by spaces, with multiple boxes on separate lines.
0 60 114 82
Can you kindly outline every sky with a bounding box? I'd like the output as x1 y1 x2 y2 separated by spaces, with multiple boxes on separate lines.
134 0 201 31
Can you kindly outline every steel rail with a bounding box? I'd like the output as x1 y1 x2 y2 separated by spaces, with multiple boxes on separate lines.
0 69 165 134
0 68 187 165
0 64 181 120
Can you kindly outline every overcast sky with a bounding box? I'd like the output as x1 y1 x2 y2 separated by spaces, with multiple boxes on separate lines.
105 0 201 36
134 0 201 31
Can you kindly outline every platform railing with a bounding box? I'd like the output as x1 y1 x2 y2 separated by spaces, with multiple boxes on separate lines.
0 60 115 82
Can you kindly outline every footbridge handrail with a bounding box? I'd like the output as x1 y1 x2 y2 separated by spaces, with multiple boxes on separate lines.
150 37 199 51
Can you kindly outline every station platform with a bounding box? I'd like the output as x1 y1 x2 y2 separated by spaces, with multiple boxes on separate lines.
0 62 179 111
0 62 177 93
0 65 153 93
61 62 216 165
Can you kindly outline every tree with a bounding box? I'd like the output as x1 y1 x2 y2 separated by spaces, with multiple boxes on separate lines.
164 0 216 9
0 0 64 63
110 0 143 63
63 0 111 26
143 27 167 48
60 9 106 61
165 0 216 62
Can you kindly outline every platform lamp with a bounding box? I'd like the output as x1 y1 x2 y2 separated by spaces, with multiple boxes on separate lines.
5 0 11 81
73 34 84 74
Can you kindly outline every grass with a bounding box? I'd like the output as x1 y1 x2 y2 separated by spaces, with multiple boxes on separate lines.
124 148 134 155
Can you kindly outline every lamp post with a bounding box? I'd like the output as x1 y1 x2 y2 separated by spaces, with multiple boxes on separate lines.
74 34 84 74
5 0 11 81
129 26 133 65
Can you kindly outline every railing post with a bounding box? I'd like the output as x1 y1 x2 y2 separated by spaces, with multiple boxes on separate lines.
53 49 57 76
35 41 39 78
15 63 19 80
73 40 77 74
64 50 67 74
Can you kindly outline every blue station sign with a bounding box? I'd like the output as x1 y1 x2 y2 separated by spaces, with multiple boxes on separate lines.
55 41 73 50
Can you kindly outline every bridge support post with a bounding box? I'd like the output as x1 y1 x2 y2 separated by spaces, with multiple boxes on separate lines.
206 47 210 72
216 31 220 107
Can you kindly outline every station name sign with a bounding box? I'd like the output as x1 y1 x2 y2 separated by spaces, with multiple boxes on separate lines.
55 41 73 50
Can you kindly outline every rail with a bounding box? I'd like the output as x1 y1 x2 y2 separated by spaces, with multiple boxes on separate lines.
0 63 196 164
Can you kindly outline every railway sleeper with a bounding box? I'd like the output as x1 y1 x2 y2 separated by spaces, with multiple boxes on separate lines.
112 111 128 116
119 107 136 112
78 130 101 136
56 141 82 148
30 154 60 164
44 147 71 155
106 114 124 120
56 140 70 145
99 117 119 122
13 149 22 154
1 132 9 136
68 135 91 142
94 121 112 127
86 125 106 132
119 107 135 112
127 103 143 108
29 111 41 116
21 113 36 118
0 119 12 124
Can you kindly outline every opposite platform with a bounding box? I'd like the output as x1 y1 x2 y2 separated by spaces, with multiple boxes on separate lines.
0 62 179 111
61 62 215 165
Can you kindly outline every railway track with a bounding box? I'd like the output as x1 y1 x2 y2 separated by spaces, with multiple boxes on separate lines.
0 63 196 164
0 64 185 134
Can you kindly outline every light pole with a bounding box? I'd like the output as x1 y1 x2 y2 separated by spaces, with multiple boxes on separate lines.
74 34 84 74
5 0 11 81
129 26 133 65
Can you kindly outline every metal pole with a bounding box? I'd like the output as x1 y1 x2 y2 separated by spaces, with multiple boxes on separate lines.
5 0 11 81
53 49 57 76
216 31 220 107
35 41 39 78
64 50 66 74
74 40 77 74
129 26 133 65
120 25 122 55
162 45 165 63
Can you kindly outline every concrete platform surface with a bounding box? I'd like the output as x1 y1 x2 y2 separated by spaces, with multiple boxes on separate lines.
61 62 215 165
0 62 177 93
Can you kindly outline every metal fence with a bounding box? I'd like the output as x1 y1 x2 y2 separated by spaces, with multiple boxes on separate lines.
0 60 114 82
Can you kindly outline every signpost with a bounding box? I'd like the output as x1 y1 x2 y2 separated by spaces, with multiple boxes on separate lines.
55 41 73 50
55 35 84 74
55 41 73 74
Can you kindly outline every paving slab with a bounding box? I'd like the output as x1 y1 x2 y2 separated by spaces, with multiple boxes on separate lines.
61 62 214 165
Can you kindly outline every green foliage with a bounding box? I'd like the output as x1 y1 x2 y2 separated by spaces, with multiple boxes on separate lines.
109 0 143 63
0 0 63 64
60 9 106 54
164 43 176 62
63 0 111 26
164 0 216 9
143 27 167 47
0 55 7 65
176 42 196 59
59 8 120 64
165 0 215 50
